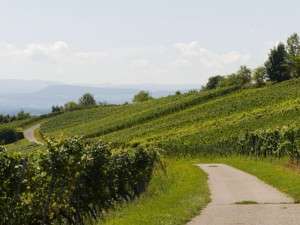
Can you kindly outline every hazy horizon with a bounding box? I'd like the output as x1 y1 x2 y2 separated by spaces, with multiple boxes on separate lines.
0 1 299 85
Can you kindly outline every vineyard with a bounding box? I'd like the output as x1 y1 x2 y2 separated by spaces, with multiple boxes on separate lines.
0 138 158 225
2 78 300 224
39 79 300 156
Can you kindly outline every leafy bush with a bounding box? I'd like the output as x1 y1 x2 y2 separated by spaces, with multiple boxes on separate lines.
238 127 300 163
79 93 96 106
133 91 153 103
0 137 159 225
0 127 23 144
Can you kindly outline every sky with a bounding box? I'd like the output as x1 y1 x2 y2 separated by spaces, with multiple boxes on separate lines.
0 0 299 85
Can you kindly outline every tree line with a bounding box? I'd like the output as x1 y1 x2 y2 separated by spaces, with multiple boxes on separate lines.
0 110 31 124
51 93 101 113
204 33 300 90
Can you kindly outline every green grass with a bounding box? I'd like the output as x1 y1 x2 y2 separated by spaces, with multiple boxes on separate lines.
5 139 46 154
92 156 300 225
94 158 210 225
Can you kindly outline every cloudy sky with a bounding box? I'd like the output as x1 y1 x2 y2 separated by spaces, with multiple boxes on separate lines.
0 0 299 85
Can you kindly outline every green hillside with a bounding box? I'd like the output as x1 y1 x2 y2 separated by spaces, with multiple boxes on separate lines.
2 78 300 225
40 79 300 154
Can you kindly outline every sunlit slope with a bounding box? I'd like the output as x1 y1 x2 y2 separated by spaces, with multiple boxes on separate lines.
41 79 300 153
41 86 238 137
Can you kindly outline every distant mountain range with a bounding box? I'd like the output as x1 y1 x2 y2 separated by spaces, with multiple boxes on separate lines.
0 79 200 115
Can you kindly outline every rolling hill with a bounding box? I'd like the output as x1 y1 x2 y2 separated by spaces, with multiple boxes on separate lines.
39 79 300 154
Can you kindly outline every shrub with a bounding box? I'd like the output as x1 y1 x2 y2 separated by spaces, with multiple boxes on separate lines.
205 75 224 90
0 137 159 225
238 127 300 163
0 128 23 144
133 91 153 103
64 101 79 111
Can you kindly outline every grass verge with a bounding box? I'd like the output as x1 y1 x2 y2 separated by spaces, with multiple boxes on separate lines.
224 157 300 202
95 158 210 225
193 156 300 203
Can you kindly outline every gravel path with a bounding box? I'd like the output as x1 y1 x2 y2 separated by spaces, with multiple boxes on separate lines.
23 124 42 144
187 164 300 225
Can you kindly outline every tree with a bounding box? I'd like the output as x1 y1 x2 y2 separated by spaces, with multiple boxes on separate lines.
51 105 63 113
252 66 266 86
236 65 252 85
290 56 300 78
287 33 300 58
64 101 78 111
265 43 290 82
16 110 30 120
133 91 153 103
79 93 96 106
205 75 224 89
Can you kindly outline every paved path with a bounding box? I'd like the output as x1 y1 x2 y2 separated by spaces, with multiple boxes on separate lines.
23 124 42 144
187 164 300 225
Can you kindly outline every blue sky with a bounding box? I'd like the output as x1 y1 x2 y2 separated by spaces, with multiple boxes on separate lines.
0 0 299 85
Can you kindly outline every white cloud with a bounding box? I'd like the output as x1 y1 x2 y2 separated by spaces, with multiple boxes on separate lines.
174 41 251 68
0 41 107 64
0 40 254 85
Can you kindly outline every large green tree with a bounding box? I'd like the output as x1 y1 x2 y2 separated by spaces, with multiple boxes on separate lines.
265 43 290 82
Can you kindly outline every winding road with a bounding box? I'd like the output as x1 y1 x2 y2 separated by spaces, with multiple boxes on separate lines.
188 164 300 225
23 124 42 145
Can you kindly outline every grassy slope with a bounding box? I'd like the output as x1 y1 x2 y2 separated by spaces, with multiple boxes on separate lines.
4 79 300 224
40 86 239 137
40 79 300 153
95 159 210 225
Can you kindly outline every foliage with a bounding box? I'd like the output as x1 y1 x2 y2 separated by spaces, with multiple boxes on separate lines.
0 137 159 225
218 66 252 88
265 43 291 82
205 75 223 89
287 33 300 58
79 93 96 106
0 127 23 144
252 66 266 86
290 56 300 78
64 101 79 112
0 110 31 124
98 159 209 225
238 127 300 162
133 91 153 103
0 145 6 153
52 105 64 113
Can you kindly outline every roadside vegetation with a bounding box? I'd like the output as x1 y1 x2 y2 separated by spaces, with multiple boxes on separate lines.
96 159 210 225
0 138 158 225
